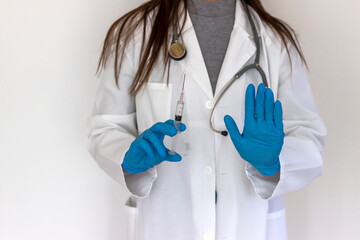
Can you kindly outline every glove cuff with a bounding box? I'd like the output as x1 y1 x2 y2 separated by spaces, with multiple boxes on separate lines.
254 158 281 176
122 152 149 174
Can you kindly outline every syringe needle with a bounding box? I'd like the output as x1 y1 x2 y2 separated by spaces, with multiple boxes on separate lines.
182 73 186 91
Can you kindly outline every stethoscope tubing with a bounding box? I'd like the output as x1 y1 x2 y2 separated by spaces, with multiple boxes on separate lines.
209 63 268 136
209 2 269 136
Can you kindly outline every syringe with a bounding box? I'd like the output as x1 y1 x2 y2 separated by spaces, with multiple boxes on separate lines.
168 74 186 155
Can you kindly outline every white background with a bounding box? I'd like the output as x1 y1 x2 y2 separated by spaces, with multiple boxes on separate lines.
0 0 359 239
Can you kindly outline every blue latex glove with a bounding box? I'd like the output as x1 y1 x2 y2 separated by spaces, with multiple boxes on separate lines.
122 119 186 174
224 83 285 176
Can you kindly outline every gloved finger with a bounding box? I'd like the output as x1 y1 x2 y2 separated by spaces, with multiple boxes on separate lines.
274 100 284 132
164 119 186 132
150 122 177 136
244 84 256 124
179 122 186 132
255 83 266 120
224 115 244 144
138 139 155 159
164 151 182 162
143 130 167 158
265 88 275 123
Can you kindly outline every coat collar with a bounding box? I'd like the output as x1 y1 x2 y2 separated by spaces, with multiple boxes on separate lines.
177 0 267 100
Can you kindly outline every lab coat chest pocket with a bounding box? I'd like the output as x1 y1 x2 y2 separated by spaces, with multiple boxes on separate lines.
135 82 172 134
265 208 287 240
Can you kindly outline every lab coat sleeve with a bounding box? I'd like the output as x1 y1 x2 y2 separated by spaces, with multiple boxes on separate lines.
245 41 327 199
86 43 158 198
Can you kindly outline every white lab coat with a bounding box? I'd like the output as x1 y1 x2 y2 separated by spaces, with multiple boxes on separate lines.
86 1 327 240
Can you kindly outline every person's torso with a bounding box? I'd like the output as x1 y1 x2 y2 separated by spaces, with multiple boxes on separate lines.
126 2 287 239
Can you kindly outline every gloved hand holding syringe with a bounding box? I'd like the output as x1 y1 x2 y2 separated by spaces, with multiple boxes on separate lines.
168 74 186 155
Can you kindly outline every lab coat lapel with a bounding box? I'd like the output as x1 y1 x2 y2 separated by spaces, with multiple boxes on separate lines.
214 0 258 97
177 0 257 100
177 10 213 100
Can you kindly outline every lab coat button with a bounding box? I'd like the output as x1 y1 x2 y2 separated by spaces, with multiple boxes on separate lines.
204 165 212 174
203 232 214 240
205 100 212 109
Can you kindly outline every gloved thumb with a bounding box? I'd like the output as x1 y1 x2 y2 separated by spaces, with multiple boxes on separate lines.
224 115 244 144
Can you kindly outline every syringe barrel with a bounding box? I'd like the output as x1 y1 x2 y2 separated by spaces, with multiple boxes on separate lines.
168 100 184 155
174 100 184 122
168 121 180 155
173 120 181 132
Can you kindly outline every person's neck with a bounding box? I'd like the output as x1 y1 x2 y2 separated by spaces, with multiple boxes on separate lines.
187 0 236 17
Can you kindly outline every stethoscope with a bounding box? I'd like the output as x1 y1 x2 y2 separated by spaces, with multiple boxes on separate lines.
168 1 268 137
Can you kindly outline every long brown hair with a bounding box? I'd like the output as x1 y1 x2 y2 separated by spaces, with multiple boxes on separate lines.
96 0 307 96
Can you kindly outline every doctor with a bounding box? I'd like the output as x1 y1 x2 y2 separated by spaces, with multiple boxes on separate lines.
87 0 327 239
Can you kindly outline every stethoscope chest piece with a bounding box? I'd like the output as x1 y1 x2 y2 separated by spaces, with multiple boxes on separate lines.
169 41 187 61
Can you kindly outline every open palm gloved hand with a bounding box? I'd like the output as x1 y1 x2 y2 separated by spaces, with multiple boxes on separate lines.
122 120 186 174
224 83 285 176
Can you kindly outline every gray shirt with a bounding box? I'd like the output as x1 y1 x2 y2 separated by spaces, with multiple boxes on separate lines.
187 0 236 95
